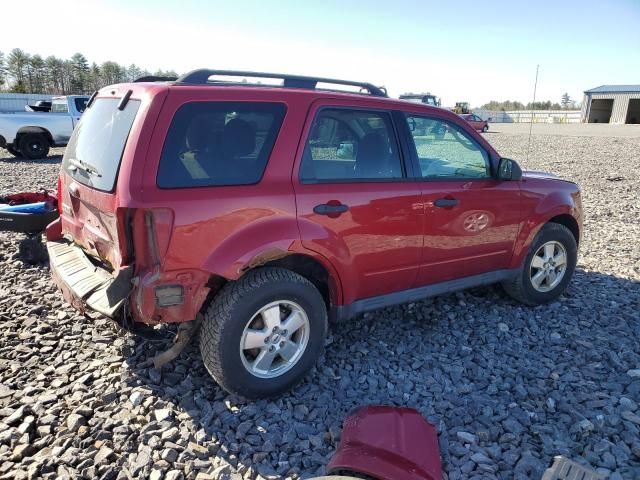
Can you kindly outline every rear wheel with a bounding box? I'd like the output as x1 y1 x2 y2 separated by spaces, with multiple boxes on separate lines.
19 133 50 160
502 222 577 306
200 267 327 398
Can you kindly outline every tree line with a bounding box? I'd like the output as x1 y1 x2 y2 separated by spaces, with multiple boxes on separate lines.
0 48 178 95
480 94 580 111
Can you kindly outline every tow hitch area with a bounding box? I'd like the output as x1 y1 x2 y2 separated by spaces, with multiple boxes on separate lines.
153 315 202 368
47 238 132 317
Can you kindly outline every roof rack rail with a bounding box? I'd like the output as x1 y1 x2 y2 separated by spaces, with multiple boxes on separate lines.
175 69 388 97
134 75 178 83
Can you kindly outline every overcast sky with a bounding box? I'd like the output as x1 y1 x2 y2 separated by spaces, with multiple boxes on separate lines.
1 0 638 106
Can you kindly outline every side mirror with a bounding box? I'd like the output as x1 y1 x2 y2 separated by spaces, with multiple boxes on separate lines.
498 158 523 181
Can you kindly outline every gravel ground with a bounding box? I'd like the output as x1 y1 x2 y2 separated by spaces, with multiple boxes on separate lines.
0 127 639 480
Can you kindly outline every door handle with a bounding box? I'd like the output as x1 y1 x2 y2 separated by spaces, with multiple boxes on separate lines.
434 198 459 208
313 203 349 215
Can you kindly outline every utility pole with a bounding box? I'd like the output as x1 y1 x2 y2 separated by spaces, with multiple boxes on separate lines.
526 64 539 163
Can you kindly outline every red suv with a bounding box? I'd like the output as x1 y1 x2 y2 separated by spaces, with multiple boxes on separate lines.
46 70 582 398
459 113 489 132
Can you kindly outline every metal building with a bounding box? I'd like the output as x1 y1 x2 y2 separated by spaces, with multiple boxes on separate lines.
0 93 53 113
581 85 640 124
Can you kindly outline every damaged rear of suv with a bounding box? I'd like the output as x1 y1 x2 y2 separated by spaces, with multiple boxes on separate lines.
47 74 326 398
48 70 582 399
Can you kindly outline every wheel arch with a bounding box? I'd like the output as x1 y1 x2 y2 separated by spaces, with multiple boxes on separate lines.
257 253 340 309
547 213 580 246
16 126 54 145
510 204 580 270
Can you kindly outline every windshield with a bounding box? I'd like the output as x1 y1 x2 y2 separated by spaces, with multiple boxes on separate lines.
62 98 140 192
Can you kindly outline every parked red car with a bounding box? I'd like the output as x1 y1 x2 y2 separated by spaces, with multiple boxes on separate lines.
459 113 489 132
47 70 582 398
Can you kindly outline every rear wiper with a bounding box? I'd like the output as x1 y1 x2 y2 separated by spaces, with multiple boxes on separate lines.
67 158 102 177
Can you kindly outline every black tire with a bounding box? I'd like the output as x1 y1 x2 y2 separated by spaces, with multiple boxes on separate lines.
325 472 376 480
482 125 489 133
18 235 48 264
19 133 50 160
200 267 327 398
502 222 577 306
6 145 22 157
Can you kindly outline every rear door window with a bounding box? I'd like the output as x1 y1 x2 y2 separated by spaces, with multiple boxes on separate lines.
157 102 286 188
62 98 140 192
300 108 404 182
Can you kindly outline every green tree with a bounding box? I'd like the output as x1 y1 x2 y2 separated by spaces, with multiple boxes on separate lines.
100 61 124 85
44 56 65 94
154 69 178 78
0 48 178 94
88 62 102 91
7 48 30 90
28 54 45 93
126 64 142 82
0 51 6 90
10 79 27 93
71 53 90 93
561 92 571 108
480 100 525 111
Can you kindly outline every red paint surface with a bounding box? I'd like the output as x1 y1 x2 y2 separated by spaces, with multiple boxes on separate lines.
328 406 442 480
51 81 582 324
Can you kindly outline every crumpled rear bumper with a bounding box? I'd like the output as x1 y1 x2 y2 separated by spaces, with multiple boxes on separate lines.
47 238 132 318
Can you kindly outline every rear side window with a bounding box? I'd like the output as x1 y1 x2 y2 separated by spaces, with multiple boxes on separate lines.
157 102 286 188
51 100 68 113
62 98 140 192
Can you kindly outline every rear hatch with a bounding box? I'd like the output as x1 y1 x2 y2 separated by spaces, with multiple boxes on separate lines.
58 95 141 271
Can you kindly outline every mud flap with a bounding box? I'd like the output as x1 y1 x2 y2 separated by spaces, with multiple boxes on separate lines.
47 239 132 318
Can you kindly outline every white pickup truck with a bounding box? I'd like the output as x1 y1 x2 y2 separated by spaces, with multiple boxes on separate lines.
0 95 89 159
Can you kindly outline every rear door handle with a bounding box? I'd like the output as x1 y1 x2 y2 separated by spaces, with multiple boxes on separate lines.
434 198 459 208
313 203 349 215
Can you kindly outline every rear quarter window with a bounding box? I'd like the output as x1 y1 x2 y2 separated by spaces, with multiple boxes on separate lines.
156 102 286 188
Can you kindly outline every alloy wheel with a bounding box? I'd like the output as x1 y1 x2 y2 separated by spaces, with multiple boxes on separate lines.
529 240 568 292
239 300 310 379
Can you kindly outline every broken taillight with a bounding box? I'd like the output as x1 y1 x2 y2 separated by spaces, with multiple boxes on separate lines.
131 208 174 270
56 175 62 214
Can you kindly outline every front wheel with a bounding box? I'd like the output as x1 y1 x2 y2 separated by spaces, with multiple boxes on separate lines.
200 267 327 398
502 222 577 306
6 145 22 157
482 125 489 133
